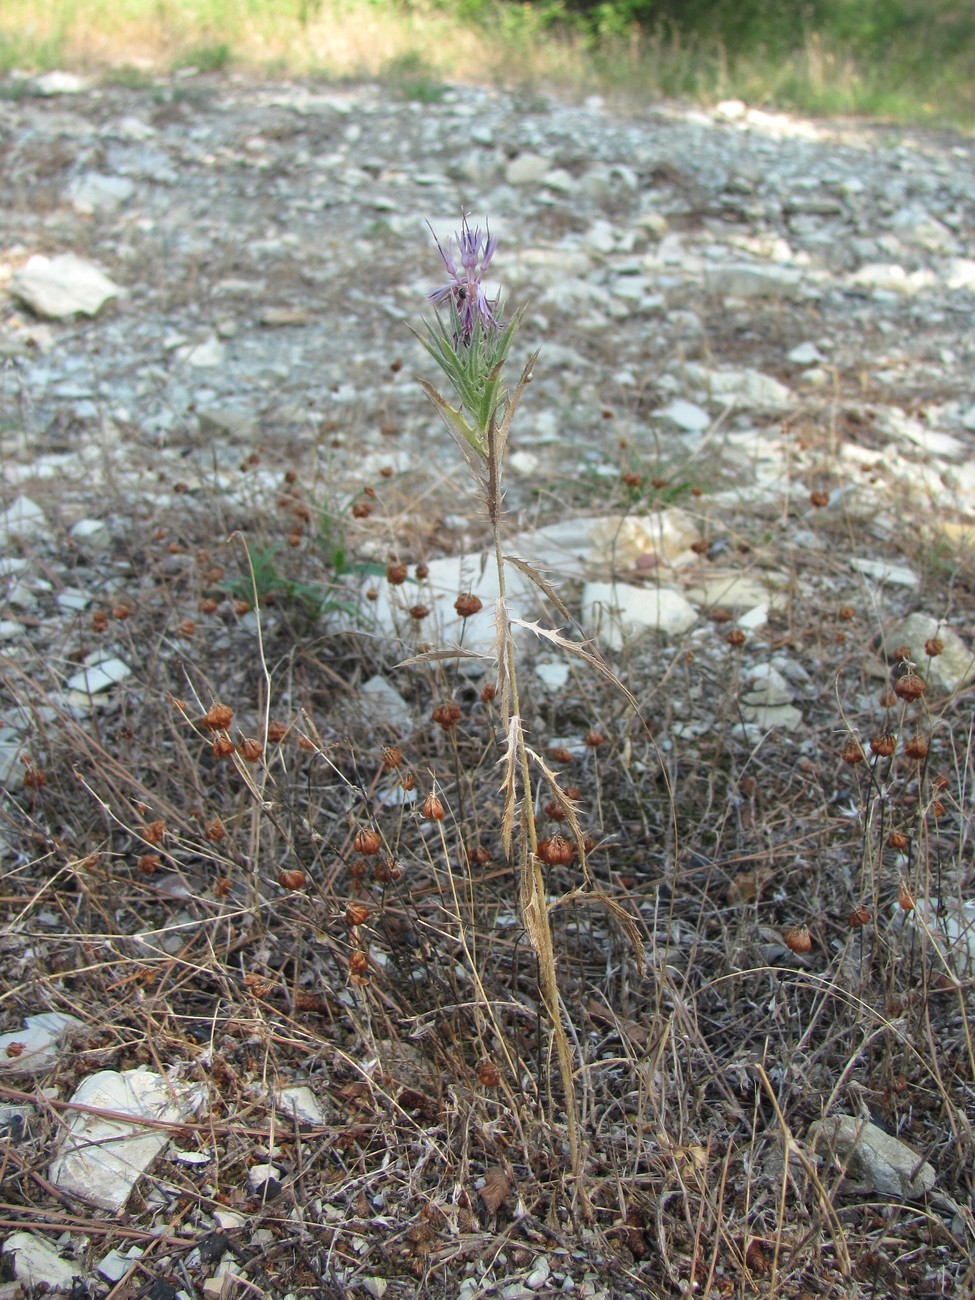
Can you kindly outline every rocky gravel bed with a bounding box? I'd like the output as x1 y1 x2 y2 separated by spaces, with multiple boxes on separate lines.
1 68 975 1299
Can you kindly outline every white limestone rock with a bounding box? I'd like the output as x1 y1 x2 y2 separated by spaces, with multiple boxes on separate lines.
0 1012 83 1074
10 254 121 318
0 494 47 543
888 613 975 693
49 1067 204 1212
705 262 803 299
582 581 697 649
3 1232 80 1292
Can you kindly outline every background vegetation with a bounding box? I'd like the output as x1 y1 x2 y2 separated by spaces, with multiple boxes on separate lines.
1 0 973 124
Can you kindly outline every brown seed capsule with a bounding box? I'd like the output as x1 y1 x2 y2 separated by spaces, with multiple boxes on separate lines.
176 618 196 638
297 734 316 752
924 637 943 658
386 563 408 585
809 490 829 507
138 853 160 876
198 597 219 615
898 883 916 912
204 817 225 843
544 800 566 822
480 683 497 705
266 720 288 743
725 628 747 647
382 746 403 771
930 799 945 818
211 736 235 759
214 876 232 899
538 835 574 867
238 737 263 763
837 606 855 621
467 845 492 866
887 830 909 850
894 672 925 702
347 859 368 882
454 592 483 618
286 529 303 547
143 820 165 845
351 500 372 518
409 604 429 621
233 599 251 616
349 950 370 978
421 793 446 821
353 828 382 856
892 645 912 663
841 739 865 765
204 703 234 732
91 609 109 633
373 856 401 884
847 905 870 929
903 736 928 760
869 733 897 758
932 773 950 792
584 729 606 748
366 587 379 602
550 746 573 765
278 868 306 890
345 903 370 927
709 608 732 623
415 563 429 580
431 700 463 730
112 603 133 620
690 537 709 555
783 925 812 954
400 771 415 792
477 1059 501 1088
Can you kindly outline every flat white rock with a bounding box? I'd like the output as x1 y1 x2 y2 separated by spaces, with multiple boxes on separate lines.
0 494 47 542
3 1231 80 1292
705 262 803 299
66 657 132 694
582 581 698 648
49 1067 203 1212
888 613 975 693
656 398 711 432
67 172 136 214
275 1085 328 1126
11 253 121 318
0 1012 83 1074
684 363 794 410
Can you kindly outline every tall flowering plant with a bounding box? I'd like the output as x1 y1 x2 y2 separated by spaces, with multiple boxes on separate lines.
417 215 587 1206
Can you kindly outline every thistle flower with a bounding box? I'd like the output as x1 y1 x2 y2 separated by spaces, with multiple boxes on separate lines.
428 214 502 346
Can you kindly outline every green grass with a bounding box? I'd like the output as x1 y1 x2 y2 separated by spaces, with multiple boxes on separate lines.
0 0 971 129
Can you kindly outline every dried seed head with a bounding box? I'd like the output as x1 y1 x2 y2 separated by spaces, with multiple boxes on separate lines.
214 876 232 899
709 608 732 623
892 645 912 663
930 799 945 818
211 736 235 760
415 563 429 580
887 830 909 851
431 700 463 730
544 799 566 822
176 618 196 638
91 609 109 633
550 746 573 765
421 793 446 821
351 500 372 518
400 771 415 792
23 766 46 789
898 883 916 912
297 734 316 752
477 1059 501 1088
366 588 379 602
353 828 382 856
837 606 855 621
847 905 870 929
879 690 897 708
386 563 408 585
347 858 368 882
348 950 370 983
409 604 429 621
382 746 403 771
480 683 496 705
725 628 747 647
924 637 943 658
690 537 709 555
286 529 303 547
138 853 160 876
233 599 251 616
809 490 829 507
454 592 483 618
277 868 306 890
932 772 950 792
204 817 225 843
869 733 897 758
238 737 263 763
894 672 925 702
204 703 234 732
783 924 812 954
198 597 219 615
345 903 370 927
538 835 574 867
584 729 606 748
266 720 288 743
841 738 866 765
903 736 928 760
373 856 401 884
467 845 492 866
143 820 166 845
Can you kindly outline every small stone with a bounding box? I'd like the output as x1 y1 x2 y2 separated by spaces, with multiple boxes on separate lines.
248 1162 283 1192
33 70 87 94
3 1232 80 1292
362 1280 388 1299
359 676 412 733
66 657 132 695
0 495 47 542
275 1085 328 1126
705 262 803 299
527 1258 552 1288
505 153 551 186
10 254 121 318
787 341 825 365
808 1115 936 1198
0 1012 82 1074
67 173 136 214
889 613 975 693
69 518 111 549
656 399 710 433
198 407 258 440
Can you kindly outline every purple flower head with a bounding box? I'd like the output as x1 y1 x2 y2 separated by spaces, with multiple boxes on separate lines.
428 214 502 346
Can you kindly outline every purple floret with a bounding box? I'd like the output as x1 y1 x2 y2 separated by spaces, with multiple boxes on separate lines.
429 214 502 345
